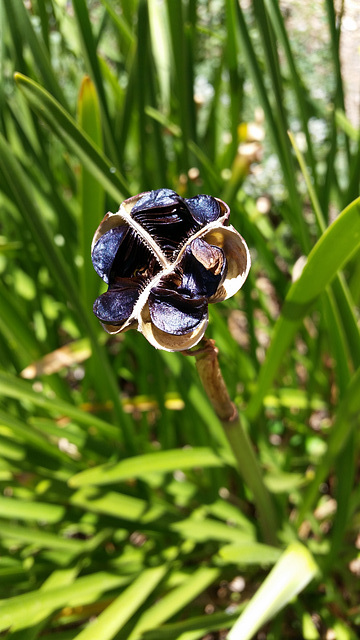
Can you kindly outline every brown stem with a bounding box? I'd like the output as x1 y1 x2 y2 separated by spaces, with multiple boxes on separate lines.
190 337 278 545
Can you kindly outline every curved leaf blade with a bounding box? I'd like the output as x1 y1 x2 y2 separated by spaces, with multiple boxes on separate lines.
227 543 318 640
14 73 130 201
247 196 360 418
77 75 105 310
72 566 167 640
0 573 129 632
68 447 232 487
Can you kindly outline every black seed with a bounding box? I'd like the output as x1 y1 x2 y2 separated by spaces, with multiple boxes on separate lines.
185 194 221 225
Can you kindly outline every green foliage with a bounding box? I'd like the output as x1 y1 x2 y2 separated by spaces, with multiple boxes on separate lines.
0 0 359 638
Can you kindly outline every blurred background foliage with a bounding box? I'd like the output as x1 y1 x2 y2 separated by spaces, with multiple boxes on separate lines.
0 0 360 638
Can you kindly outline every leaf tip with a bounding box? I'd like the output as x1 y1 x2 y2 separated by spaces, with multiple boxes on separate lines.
78 74 94 99
14 72 25 84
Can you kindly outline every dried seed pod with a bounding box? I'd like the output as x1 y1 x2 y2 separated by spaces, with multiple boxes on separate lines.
91 189 250 351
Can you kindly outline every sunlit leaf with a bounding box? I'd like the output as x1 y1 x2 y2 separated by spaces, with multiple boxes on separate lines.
227 543 318 640
14 73 130 201
69 447 232 488
248 197 360 418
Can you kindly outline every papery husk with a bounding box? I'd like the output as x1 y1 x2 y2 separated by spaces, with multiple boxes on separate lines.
100 318 138 335
139 302 209 352
204 225 251 302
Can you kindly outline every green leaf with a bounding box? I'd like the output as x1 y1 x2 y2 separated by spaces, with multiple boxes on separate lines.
70 487 167 523
227 543 318 640
4 566 80 640
247 196 360 418
0 370 119 439
68 447 231 488
141 609 242 640
0 522 85 553
3 0 68 109
100 0 135 52
335 109 359 141
0 409 75 463
0 132 85 321
72 565 167 640
0 282 40 361
0 572 130 632
234 1 309 250
170 517 253 544
165 0 194 169
14 73 130 201
0 435 25 461
0 133 127 432
297 365 360 524
77 75 105 310
289 130 360 371
0 496 65 523
126 567 220 640
263 0 316 179
148 0 171 112
218 542 281 566
264 471 308 493
72 0 119 165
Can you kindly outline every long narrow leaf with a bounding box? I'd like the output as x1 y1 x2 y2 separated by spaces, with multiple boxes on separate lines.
247 196 360 418
14 73 130 201
127 567 220 640
297 365 360 524
0 370 119 439
3 0 68 108
290 131 360 369
72 0 119 166
69 447 232 488
0 573 130 632
73 565 167 640
227 542 317 640
0 496 64 523
77 75 105 311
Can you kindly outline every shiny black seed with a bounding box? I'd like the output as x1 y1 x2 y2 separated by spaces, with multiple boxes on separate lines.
148 287 207 335
93 279 141 325
131 189 200 259
179 240 226 299
91 226 128 284
185 195 221 225
109 228 161 283
131 189 182 214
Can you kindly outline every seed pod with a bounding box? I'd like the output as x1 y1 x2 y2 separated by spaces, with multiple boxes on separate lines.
91 189 250 351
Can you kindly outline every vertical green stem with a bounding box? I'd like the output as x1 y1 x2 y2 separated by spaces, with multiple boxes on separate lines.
192 338 278 546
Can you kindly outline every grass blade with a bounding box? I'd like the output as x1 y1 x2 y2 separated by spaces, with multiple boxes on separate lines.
0 370 119 439
297 365 360 525
127 567 220 640
234 1 309 250
263 0 316 180
73 566 167 640
0 573 130 632
289 130 360 369
247 196 360 418
77 75 105 311
218 542 281 566
69 447 231 488
14 73 130 201
3 0 68 108
227 542 317 640
72 0 119 164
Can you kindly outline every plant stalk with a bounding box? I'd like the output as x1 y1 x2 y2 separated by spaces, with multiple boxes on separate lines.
192 338 278 546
